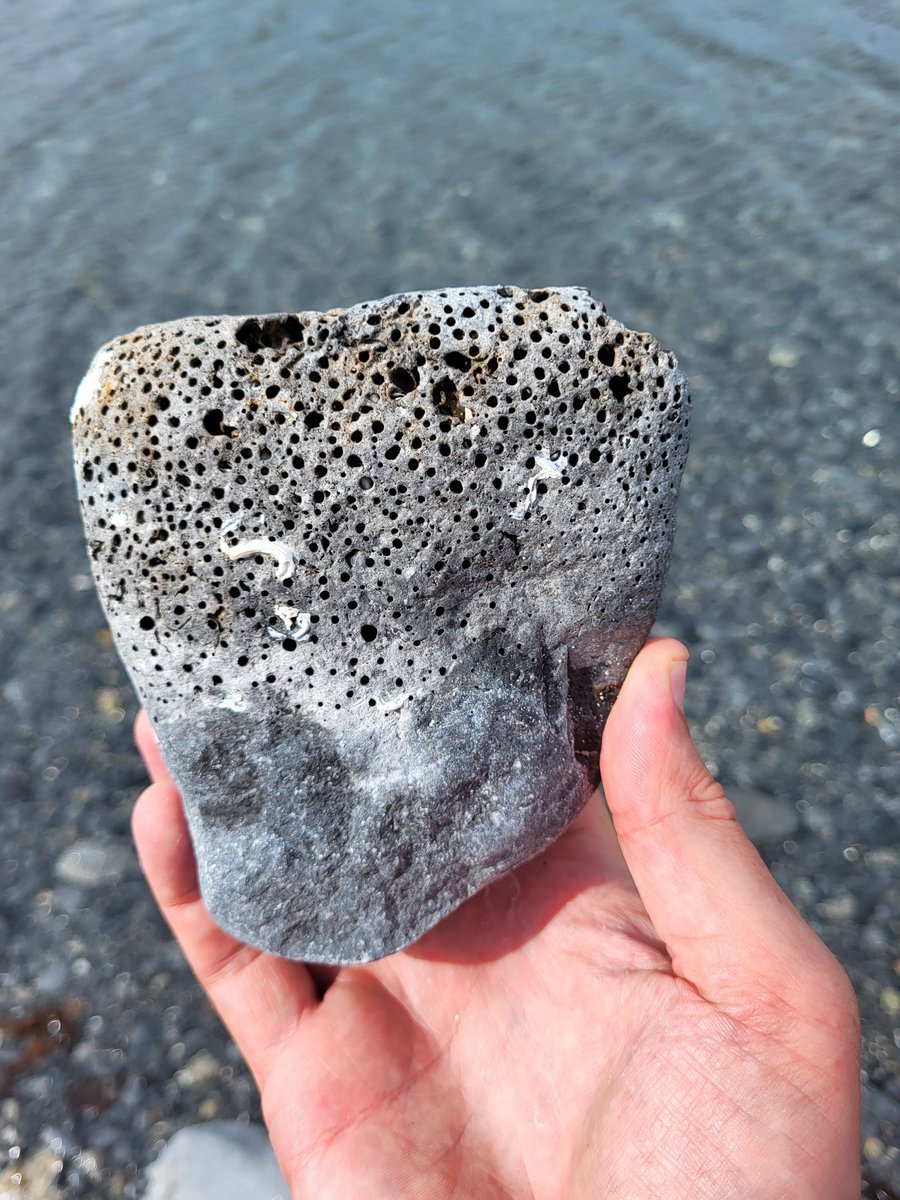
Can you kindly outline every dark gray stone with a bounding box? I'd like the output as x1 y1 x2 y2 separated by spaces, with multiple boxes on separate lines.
71 286 690 963
726 787 801 845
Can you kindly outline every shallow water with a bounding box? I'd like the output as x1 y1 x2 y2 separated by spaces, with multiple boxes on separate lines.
2 0 899 1191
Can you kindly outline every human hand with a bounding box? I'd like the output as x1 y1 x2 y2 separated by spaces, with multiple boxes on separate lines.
132 638 860 1199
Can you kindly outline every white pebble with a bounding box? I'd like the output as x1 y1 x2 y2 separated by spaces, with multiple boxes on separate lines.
143 1122 287 1200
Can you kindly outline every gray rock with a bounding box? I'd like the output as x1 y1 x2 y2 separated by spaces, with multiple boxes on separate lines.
71 286 690 963
726 787 801 844
142 1122 287 1200
863 1083 900 1126
815 893 859 923
34 961 70 995
864 846 900 872
54 836 136 887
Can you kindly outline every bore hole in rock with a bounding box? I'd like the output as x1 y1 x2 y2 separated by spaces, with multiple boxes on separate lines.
389 366 419 394
202 409 232 436
432 377 459 416
361 624 378 642
234 315 305 352
444 351 471 372
609 375 632 402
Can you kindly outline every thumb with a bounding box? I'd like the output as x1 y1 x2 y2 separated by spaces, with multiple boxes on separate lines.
601 638 832 1011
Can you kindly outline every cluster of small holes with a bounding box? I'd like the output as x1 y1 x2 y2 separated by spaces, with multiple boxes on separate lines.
76 288 689 717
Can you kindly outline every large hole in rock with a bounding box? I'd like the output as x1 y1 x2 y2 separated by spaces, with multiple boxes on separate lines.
609 374 632 402
202 408 236 437
431 377 459 417
235 315 306 352
444 351 471 372
389 366 419 395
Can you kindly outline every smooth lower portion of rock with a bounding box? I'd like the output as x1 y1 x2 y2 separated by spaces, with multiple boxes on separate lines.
159 642 608 962
143 1122 287 1200
72 286 690 963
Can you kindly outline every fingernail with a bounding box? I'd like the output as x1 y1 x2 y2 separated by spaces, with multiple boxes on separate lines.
669 658 687 712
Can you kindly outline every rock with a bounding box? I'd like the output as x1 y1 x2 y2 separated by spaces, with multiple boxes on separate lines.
175 1050 222 1089
865 846 900 872
815 893 859 922
0 1146 63 1200
726 787 800 844
33 961 69 995
142 1121 287 1200
54 836 136 887
72 286 690 963
863 1083 900 1126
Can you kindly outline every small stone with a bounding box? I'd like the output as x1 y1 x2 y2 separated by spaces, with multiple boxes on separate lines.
95 686 125 720
72 286 690 963
815 893 859 923
73 1147 104 1180
34 962 69 995
768 342 799 368
54 837 135 887
880 986 900 1018
727 787 800 844
862 924 889 952
0 1145 63 1200
756 715 783 735
175 1051 222 1089
143 1122 288 1200
863 1083 900 1125
865 846 900 872
863 1135 884 1161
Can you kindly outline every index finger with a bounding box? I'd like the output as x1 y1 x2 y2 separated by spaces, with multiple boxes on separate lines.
134 708 172 786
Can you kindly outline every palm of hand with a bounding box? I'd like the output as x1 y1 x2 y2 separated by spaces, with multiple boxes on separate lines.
261 820 845 1199
133 641 860 1199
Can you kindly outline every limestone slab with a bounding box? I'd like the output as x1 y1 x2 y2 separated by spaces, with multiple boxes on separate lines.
72 286 690 963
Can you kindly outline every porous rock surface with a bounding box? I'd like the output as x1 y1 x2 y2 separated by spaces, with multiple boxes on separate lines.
72 286 690 963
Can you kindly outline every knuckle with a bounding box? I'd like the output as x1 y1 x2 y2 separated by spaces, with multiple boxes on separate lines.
686 770 737 823
788 945 861 1046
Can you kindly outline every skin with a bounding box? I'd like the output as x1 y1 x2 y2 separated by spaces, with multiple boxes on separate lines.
132 638 861 1199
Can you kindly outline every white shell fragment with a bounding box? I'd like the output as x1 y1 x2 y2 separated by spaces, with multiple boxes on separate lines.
219 536 295 582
